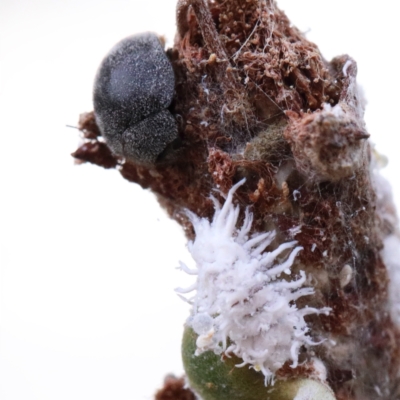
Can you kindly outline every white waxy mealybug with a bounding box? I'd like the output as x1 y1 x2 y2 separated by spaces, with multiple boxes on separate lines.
177 179 330 383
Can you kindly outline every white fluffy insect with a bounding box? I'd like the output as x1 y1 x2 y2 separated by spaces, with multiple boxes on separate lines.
177 179 330 383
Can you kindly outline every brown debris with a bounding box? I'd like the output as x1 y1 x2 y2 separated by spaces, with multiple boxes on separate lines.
78 111 101 139
276 360 329 382
155 376 196 400
72 111 119 168
284 107 369 182
71 141 118 169
207 148 235 193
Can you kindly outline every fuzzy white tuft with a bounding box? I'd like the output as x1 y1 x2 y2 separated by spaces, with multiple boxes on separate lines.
178 179 330 383
371 152 400 326
381 234 400 326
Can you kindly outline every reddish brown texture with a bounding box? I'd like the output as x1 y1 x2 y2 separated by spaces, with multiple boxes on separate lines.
175 0 342 129
72 111 119 169
155 376 196 400
119 146 215 219
71 141 118 169
284 109 369 182
78 111 101 139
276 360 322 381
207 148 235 193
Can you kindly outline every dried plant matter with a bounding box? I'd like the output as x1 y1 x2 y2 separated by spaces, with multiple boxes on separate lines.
73 1 400 399
155 376 196 400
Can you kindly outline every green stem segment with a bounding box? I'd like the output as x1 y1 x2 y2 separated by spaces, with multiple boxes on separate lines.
182 327 336 400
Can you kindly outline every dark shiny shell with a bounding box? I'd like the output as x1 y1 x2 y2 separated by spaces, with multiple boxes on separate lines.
93 32 178 164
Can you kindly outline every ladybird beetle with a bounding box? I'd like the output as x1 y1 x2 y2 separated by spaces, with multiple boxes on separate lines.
93 32 178 164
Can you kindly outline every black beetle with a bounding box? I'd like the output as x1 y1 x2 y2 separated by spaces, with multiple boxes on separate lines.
93 32 178 164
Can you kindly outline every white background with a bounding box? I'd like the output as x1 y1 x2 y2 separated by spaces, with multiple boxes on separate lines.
0 1 399 399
